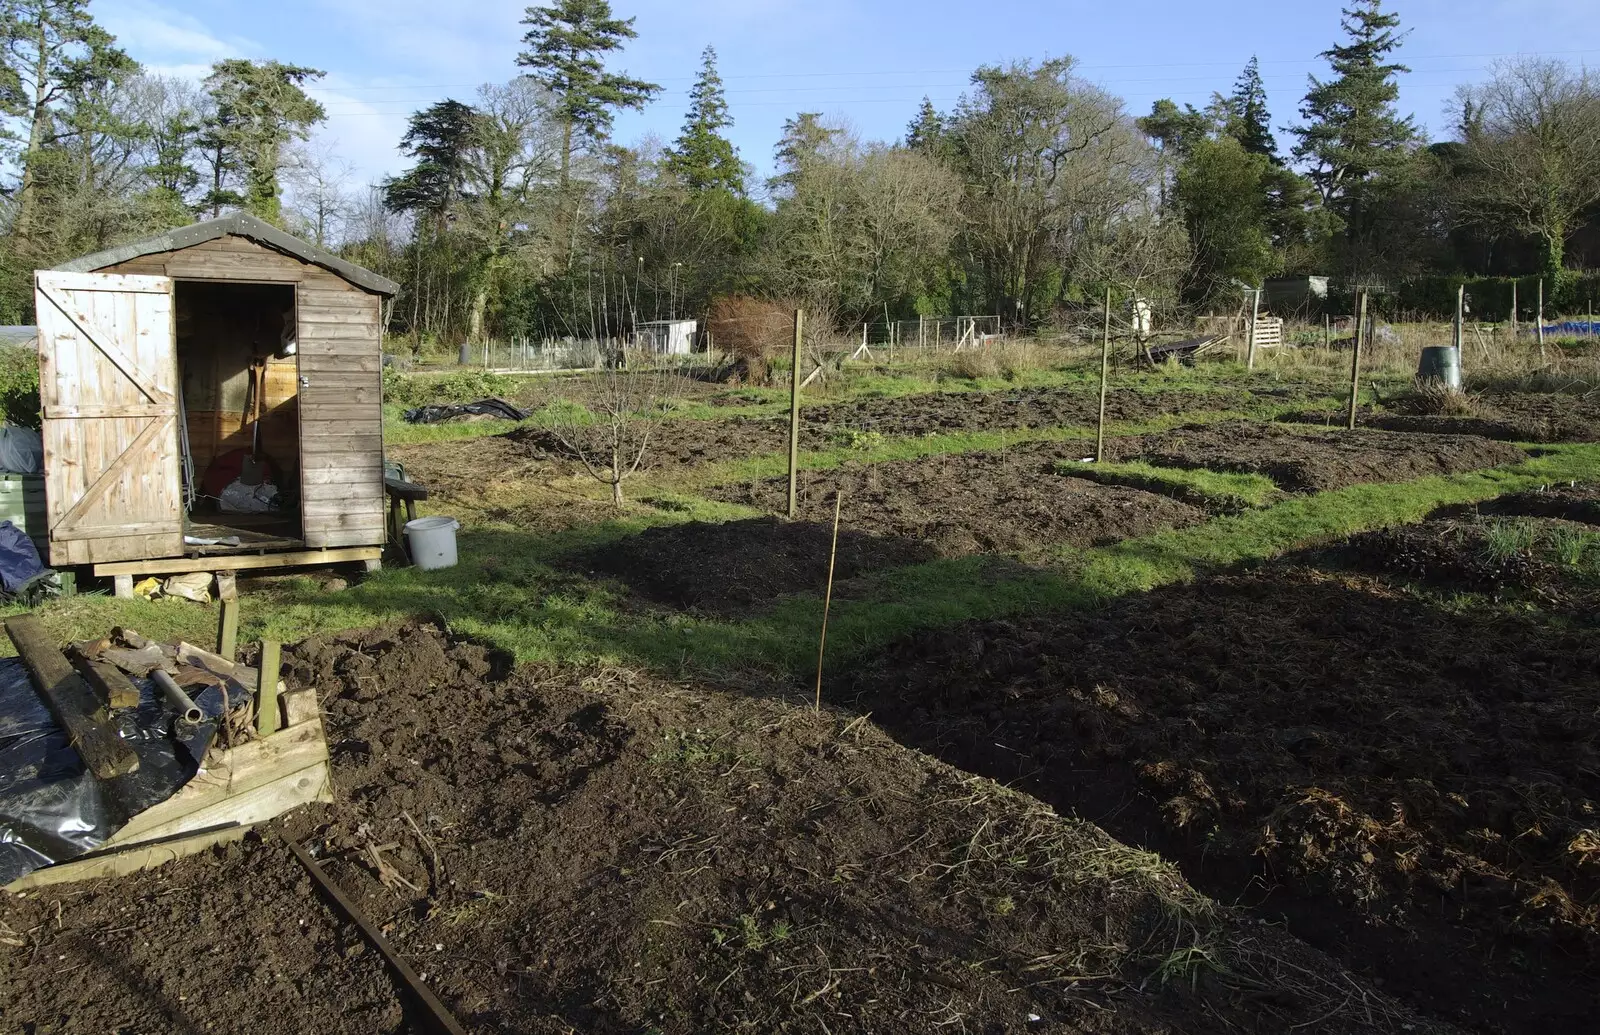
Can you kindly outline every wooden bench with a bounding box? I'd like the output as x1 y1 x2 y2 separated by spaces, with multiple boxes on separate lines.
385 477 431 563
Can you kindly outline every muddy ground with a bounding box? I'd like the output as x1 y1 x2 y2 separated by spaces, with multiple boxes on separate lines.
0 625 1455 1035
574 517 936 617
708 442 1206 560
842 527 1600 1035
1114 421 1527 492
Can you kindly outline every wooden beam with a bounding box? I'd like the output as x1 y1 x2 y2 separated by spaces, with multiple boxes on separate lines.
4 615 139 779
93 546 380 578
76 657 141 710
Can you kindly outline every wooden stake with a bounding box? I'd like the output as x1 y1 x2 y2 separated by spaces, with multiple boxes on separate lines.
256 640 282 737
1324 312 1331 350
1097 287 1112 463
286 839 470 1035
787 309 804 519
1245 288 1262 369
1511 279 1519 336
1348 290 1367 431
814 491 843 714
5 615 139 779
1455 283 1466 379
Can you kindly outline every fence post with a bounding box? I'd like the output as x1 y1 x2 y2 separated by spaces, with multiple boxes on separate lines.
1323 312 1331 350
1245 288 1261 370
1537 278 1546 356
1097 287 1112 464
1455 283 1465 363
787 309 804 519
1348 290 1367 431
1511 280 1519 336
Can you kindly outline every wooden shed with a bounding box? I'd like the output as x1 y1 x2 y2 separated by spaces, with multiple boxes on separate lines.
37 213 399 592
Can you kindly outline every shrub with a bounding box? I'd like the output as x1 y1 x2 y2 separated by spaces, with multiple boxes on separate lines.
707 296 796 383
0 346 41 429
382 367 519 408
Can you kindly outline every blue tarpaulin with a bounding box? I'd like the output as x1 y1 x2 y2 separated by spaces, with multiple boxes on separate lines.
0 521 44 594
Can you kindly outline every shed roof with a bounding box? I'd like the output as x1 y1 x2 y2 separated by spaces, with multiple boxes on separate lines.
56 212 400 297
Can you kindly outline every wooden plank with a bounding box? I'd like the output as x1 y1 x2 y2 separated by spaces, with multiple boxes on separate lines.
111 717 329 845
4 616 140 779
5 825 252 890
309 528 387 549
287 840 471 1035
92 546 382 577
299 405 381 422
298 355 383 374
281 687 319 727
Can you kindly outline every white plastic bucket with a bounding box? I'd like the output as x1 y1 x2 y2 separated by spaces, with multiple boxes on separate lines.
404 516 460 570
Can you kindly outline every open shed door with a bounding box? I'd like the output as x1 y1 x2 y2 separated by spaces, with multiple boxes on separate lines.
35 270 183 565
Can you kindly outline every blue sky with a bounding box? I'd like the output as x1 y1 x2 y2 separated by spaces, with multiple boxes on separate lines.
99 0 1600 191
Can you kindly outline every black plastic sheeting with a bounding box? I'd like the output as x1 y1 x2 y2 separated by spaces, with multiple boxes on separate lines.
403 398 529 425
0 658 231 886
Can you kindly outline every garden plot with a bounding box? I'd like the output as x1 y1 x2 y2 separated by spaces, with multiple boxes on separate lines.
0 623 1457 1035
1284 393 1600 443
842 524 1600 1035
709 442 1206 560
573 517 935 617
1115 420 1526 492
503 383 1325 474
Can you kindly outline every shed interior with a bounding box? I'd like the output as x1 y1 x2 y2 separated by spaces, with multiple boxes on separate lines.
175 281 302 553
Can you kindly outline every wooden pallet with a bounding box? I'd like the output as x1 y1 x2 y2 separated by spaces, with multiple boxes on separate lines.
4 655 331 891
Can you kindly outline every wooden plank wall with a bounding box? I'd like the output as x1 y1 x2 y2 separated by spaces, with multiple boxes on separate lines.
99 236 386 550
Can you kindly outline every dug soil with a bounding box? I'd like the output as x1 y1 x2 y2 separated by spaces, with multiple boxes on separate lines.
508 383 1323 473
0 624 1456 1035
1282 392 1600 443
573 516 936 617
1114 420 1526 492
842 546 1600 1035
707 441 1207 560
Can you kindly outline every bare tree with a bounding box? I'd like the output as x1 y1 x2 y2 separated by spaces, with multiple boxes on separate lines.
1455 58 1600 276
540 366 685 506
285 138 355 245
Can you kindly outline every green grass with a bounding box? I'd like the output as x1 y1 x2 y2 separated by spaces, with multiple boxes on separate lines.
1055 460 1281 511
23 444 1595 690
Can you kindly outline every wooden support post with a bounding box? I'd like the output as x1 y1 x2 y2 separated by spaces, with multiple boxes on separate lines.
287 839 470 1035
1097 287 1112 464
216 573 239 662
5 616 139 779
1348 290 1367 431
257 640 282 737
787 309 804 519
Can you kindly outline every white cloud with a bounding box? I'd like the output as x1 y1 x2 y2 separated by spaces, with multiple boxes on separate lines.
97 0 258 64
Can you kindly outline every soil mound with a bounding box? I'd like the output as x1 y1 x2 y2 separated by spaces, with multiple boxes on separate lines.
1119 421 1525 492
577 517 936 616
709 444 1206 559
842 564 1600 1034
2 624 1453 1034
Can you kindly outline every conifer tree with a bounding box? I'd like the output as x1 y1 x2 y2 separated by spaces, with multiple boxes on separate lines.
1226 57 1278 162
665 46 742 194
1291 1 1416 212
517 0 659 186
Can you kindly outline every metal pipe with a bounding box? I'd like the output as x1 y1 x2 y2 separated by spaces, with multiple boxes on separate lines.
151 669 203 724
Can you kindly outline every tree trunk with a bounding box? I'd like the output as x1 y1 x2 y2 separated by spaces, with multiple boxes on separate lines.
1542 223 1566 280
15 19 53 240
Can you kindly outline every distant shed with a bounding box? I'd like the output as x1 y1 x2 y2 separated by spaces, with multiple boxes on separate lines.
39 213 400 591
